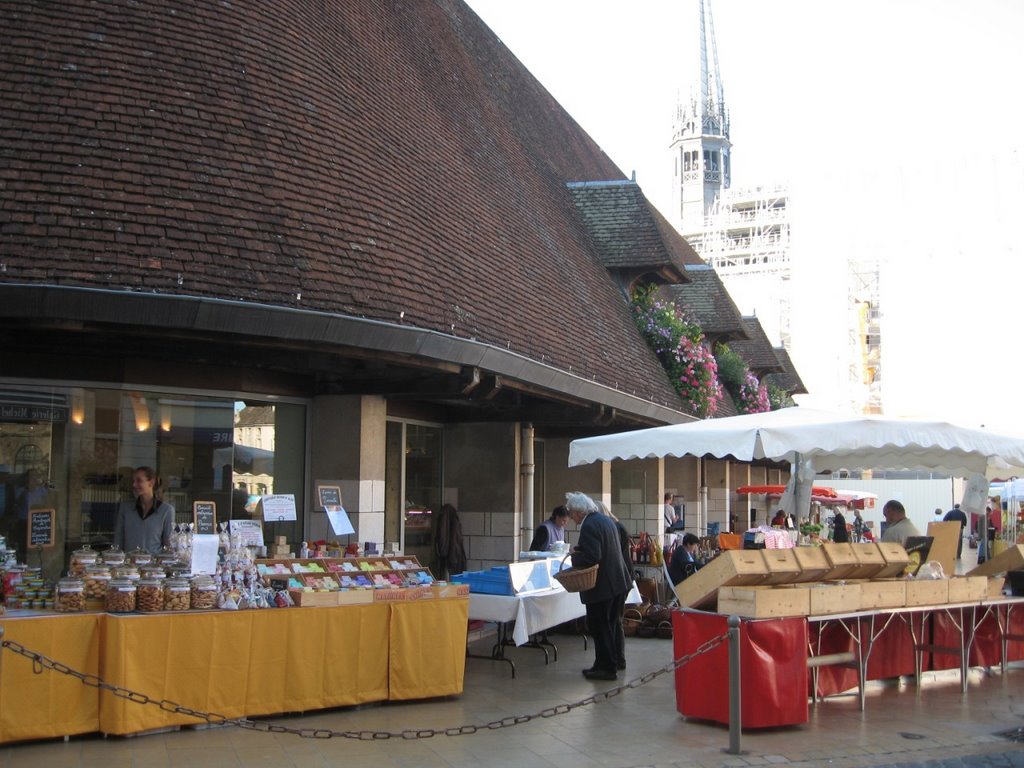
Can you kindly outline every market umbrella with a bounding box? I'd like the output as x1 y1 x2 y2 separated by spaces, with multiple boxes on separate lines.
568 407 1024 519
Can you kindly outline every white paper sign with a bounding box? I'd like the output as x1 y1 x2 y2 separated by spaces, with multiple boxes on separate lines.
190 534 220 575
261 494 297 522
325 505 355 536
230 519 265 547
961 472 989 515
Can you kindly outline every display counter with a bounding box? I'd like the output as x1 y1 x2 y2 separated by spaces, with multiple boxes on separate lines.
0 598 468 743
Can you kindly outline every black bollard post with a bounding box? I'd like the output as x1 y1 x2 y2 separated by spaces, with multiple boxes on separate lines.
726 614 743 755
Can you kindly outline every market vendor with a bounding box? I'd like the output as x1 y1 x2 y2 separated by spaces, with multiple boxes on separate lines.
879 499 920 546
528 505 570 551
667 532 703 586
113 466 174 554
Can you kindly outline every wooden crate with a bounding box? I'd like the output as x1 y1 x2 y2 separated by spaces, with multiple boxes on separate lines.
673 549 769 609
947 575 988 603
904 578 949 607
848 543 886 579
874 543 911 578
717 585 810 618
967 544 1024 577
760 549 802 585
430 583 470 599
821 543 860 580
790 546 830 583
855 579 906 609
985 577 1006 599
804 582 862 615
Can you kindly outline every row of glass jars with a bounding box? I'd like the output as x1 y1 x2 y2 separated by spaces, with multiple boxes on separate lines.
55 574 218 613
69 545 180 577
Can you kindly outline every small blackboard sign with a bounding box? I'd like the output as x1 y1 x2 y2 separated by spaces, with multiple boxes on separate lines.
193 501 217 535
28 508 55 549
317 484 342 511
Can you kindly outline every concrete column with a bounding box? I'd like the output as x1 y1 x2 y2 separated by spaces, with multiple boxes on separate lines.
307 395 386 547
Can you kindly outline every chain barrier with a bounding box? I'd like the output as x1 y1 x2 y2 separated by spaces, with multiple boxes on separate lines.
1 631 727 740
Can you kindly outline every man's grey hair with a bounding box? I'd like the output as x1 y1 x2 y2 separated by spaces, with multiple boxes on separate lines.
565 491 598 515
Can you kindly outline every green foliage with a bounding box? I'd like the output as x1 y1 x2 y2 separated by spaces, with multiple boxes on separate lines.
768 381 795 410
714 345 747 399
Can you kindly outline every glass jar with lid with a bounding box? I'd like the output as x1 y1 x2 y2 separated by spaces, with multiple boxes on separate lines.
155 548 179 568
112 564 141 581
83 564 112 602
102 546 126 567
136 577 164 612
140 565 167 580
54 577 86 613
128 547 154 567
105 577 137 612
163 578 190 611
189 575 218 610
70 545 98 576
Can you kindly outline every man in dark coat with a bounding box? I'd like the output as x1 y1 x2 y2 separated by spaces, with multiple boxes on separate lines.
943 503 968 559
565 492 632 681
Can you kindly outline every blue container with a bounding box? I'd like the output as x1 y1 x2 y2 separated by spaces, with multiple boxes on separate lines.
451 567 514 595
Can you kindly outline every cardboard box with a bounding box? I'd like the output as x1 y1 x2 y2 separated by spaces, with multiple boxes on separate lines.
874 543 911 578
967 544 1024 577
821 543 860 580
790 546 830 583
855 579 906 609
717 585 810 618
430 583 470 599
372 587 429 601
947 575 988 603
760 549 802 585
673 549 769 609
904 578 949 607
848 543 887 579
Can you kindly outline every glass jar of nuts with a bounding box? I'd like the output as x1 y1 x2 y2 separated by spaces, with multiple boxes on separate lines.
83 564 112 604
163 578 190 611
54 577 86 613
128 547 154 567
105 577 137 613
136 577 164 612
189 575 218 610
112 564 141 582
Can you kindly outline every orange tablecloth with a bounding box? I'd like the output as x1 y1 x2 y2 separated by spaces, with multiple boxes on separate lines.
0 598 468 742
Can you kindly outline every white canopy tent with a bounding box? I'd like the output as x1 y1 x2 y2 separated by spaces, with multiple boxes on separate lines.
568 407 1024 521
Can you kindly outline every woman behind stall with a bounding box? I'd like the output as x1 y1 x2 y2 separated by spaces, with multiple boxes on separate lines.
114 466 174 554
528 505 570 551
668 532 703 586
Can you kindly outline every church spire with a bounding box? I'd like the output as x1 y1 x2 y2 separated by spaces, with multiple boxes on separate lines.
672 0 731 236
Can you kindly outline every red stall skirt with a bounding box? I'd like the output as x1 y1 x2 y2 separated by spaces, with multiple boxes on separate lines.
672 609 809 728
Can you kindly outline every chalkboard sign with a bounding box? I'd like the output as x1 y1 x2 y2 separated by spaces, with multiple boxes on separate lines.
28 508 55 549
317 485 342 511
193 501 217 535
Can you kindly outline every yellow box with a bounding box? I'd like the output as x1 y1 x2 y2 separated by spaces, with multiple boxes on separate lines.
854 579 906 609
717 585 810 618
430 583 470 599
821 543 860 580
760 549 802 585
904 578 949 607
848 543 887 579
947 575 988 603
673 549 769 609
874 543 911 578
790 546 830 583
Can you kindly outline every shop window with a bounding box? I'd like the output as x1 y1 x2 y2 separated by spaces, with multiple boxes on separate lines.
385 420 442 570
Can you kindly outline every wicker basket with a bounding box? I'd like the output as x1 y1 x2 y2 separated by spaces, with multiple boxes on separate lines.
553 553 599 593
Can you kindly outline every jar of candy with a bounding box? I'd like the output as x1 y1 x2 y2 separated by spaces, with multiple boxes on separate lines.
163 578 190 611
105 577 137 612
55 577 86 613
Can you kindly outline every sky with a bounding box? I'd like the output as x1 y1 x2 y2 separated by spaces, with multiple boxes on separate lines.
466 0 1024 432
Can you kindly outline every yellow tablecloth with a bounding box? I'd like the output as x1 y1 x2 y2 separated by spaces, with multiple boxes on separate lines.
0 598 468 742
0 612 101 744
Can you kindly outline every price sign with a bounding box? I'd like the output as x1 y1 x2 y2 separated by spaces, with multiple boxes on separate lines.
28 508 55 549
317 484 342 511
193 501 217 535
261 494 297 522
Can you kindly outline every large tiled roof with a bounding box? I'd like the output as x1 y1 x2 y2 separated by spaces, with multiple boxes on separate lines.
661 265 747 344
0 0 685 410
567 181 699 281
729 317 785 375
764 346 808 395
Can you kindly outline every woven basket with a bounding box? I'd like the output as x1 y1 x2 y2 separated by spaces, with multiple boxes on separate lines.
553 553 599 593
623 607 644 637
